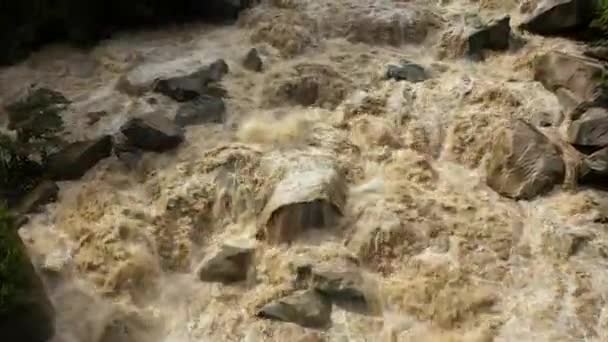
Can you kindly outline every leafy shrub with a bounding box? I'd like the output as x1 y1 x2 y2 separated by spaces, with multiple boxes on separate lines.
0 208 27 315
592 0 608 33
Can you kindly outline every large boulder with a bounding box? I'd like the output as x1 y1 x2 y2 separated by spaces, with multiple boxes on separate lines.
567 107 608 148
259 163 347 244
534 51 606 105
466 15 512 60
196 240 255 284
153 59 229 102
257 290 332 328
120 112 184 152
520 0 597 35
0 209 55 342
46 136 113 180
485 120 565 199
175 95 226 127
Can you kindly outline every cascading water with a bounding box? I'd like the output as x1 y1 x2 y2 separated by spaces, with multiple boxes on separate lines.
2 0 608 341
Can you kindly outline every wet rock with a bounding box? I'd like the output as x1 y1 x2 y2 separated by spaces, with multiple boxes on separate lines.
386 62 429 83
120 112 184 152
243 48 263 72
153 59 229 102
534 51 606 105
585 147 608 175
5 87 68 142
485 120 565 199
257 290 332 328
295 263 371 313
567 107 608 148
520 0 597 35
175 95 226 127
14 181 59 215
584 44 608 62
46 136 113 180
112 136 143 170
196 241 255 284
466 15 511 60
86 110 108 126
260 165 346 243
0 210 55 342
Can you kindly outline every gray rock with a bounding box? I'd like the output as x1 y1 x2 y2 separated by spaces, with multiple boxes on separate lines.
120 112 184 152
243 48 263 72
567 107 608 147
467 15 511 60
534 51 606 105
485 120 565 199
386 62 429 83
14 180 59 215
196 243 254 284
46 136 113 180
112 136 143 170
153 59 229 102
295 264 371 313
257 290 332 328
520 0 597 35
175 95 226 127
584 44 608 62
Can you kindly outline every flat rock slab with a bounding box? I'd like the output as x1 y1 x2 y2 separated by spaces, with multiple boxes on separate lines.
46 136 113 180
485 120 565 199
153 59 229 102
257 290 332 328
120 112 184 152
260 164 347 243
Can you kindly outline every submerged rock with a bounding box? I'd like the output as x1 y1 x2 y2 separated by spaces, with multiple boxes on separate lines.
0 210 55 342
14 181 59 215
196 241 255 284
485 120 565 199
154 59 229 102
112 135 143 170
386 62 429 83
175 95 226 127
120 112 184 152
520 0 597 35
567 107 608 148
257 290 332 328
46 136 113 180
534 51 606 105
260 165 346 243
243 48 263 72
466 15 511 59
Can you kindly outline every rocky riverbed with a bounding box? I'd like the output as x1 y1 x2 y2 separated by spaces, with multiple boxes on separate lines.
3 0 608 341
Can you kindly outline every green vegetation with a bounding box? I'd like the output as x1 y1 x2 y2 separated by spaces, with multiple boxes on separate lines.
592 0 608 33
0 134 43 207
0 208 28 315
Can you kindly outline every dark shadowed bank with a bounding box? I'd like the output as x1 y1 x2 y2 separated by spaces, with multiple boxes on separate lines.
0 0 256 65
0 208 54 342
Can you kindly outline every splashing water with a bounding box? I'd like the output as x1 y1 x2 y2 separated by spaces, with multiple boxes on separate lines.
2 0 608 341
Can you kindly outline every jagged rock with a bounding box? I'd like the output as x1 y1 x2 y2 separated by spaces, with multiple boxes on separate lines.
567 107 608 148
14 181 59 215
485 120 565 199
243 48 263 72
257 290 332 328
120 112 184 152
386 62 429 83
295 263 371 313
46 136 113 180
175 95 226 127
534 51 606 105
153 59 229 102
0 210 55 342
260 165 346 243
196 241 255 284
520 0 597 35
585 147 608 175
466 15 511 59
